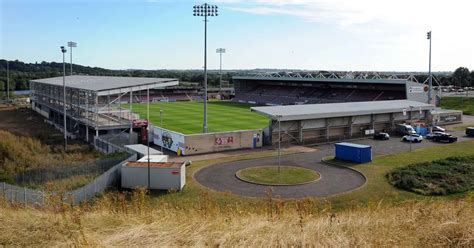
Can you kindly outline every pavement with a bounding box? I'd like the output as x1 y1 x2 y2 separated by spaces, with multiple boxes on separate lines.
194 128 471 199
168 145 318 162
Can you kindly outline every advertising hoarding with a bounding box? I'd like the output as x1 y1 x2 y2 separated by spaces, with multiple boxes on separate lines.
153 127 186 155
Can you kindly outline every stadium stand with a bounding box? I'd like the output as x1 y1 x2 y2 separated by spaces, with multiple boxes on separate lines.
233 78 409 106
130 87 201 103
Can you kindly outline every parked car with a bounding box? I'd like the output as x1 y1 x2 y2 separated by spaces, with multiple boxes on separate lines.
466 127 474 137
458 89 465 93
374 132 390 140
396 124 416 136
432 133 458 143
431 126 446 132
426 131 446 140
402 134 423 143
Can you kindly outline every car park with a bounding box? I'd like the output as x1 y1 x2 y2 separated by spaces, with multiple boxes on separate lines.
432 133 458 143
402 134 423 143
373 132 390 140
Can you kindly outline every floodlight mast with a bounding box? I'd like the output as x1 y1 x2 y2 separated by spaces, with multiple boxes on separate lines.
60 46 68 151
67 41 77 75
193 3 218 133
427 31 432 104
216 48 226 91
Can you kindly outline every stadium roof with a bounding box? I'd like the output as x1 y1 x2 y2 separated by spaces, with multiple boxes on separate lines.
233 76 408 85
31 75 179 93
251 100 435 121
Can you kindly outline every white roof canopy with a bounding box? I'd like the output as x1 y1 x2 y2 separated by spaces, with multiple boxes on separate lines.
31 75 179 95
251 100 435 121
124 144 163 156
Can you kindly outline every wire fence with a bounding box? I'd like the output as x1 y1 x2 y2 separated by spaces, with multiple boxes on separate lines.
94 136 125 154
14 154 129 186
0 154 135 205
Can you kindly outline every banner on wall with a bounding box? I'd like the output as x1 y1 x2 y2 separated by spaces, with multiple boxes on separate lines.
215 136 234 146
153 127 186 155
408 86 424 94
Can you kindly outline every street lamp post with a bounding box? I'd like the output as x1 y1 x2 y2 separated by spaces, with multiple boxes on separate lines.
67 41 77 76
147 87 150 191
160 109 163 153
277 115 282 173
427 31 432 104
216 48 226 91
61 46 68 151
409 105 414 152
193 3 218 133
6 60 9 102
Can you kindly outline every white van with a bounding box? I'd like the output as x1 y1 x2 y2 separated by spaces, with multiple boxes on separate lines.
396 124 416 136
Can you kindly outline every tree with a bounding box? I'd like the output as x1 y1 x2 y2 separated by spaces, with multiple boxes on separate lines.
470 71 474 87
452 67 470 87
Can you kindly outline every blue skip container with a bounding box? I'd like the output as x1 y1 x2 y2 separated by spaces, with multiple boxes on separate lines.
335 142 372 164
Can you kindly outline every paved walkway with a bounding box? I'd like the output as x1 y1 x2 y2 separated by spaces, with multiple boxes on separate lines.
195 129 471 199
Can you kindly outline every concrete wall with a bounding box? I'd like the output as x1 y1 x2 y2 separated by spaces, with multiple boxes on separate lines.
406 81 429 103
184 129 263 155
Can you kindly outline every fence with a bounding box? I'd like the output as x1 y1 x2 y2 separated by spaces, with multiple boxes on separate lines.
15 155 128 186
0 154 135 205
94 136 125 154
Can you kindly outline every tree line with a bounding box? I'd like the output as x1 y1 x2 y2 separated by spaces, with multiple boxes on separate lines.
1 59 473 92
0 59 239 92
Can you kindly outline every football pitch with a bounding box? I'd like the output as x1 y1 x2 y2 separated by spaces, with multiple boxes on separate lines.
132 101 269 134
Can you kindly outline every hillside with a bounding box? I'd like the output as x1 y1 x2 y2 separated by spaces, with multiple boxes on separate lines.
0 195 472 246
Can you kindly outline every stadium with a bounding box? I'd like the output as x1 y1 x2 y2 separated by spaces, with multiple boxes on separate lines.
27 71 441 155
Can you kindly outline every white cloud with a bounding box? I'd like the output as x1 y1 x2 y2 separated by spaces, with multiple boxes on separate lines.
218 0 473 29
215 0 474 70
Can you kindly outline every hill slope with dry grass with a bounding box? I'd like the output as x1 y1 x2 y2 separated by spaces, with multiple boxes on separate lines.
0 194 472 247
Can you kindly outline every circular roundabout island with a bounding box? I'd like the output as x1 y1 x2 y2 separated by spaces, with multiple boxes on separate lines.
235 166 320 186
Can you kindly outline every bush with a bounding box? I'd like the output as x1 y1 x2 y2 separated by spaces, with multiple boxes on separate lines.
387 156 474 195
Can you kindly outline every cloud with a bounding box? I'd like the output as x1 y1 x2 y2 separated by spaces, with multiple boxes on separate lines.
214 0 474 70
217 0 474 29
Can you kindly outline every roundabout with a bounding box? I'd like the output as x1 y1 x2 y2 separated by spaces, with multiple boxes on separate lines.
235 166 320 186
194 151 367 199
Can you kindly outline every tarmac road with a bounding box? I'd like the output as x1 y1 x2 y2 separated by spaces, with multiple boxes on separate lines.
194 129 471 199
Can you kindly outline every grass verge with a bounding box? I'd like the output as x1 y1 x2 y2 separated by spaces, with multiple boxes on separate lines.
441 97 474 115
327 140 474 208
236 166 319 185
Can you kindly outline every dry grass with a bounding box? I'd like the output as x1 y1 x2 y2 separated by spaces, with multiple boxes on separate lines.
0 193 473 247
0 130 105 189
0 130 101 171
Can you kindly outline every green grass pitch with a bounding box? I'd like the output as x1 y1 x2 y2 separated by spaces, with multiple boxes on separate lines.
132 101 269 134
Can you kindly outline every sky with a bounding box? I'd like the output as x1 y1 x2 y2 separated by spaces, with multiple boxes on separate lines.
1 0 473 71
